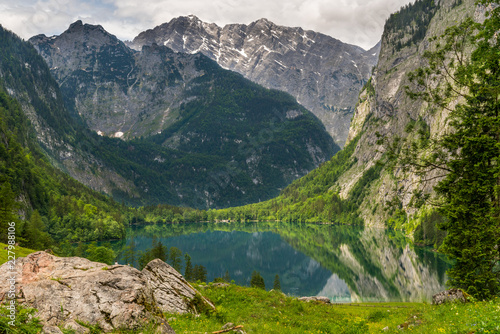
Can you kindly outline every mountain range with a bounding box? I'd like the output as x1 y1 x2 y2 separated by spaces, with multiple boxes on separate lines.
129 15 380 146
1 19 341 209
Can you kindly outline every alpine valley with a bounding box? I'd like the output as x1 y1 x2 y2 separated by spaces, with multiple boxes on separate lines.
2 19 343 209
1 0 500 332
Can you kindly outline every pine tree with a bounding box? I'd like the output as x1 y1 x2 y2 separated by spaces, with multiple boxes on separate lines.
250 271 265 290
169 247 183 273
123 238 137 266
273 274 281 291
193 264 207 282
223 270 231 283
184 253 193 281
151 240 167 262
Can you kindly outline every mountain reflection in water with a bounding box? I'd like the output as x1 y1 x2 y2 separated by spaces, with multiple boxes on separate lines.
107 222 449 302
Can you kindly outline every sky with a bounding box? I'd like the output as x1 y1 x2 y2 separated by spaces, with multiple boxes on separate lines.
0 0 414 50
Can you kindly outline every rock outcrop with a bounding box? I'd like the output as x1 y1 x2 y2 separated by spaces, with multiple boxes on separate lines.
298 296 331 304
0 251 214 332
432 289 468 305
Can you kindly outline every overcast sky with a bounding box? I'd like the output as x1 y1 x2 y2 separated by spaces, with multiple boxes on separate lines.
0 0 414 50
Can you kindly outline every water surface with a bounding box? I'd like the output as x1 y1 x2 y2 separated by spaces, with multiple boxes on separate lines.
109 222 450 302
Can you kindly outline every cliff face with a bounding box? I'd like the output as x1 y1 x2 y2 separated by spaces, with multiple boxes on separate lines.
29 21 201 140
129 16 379 146
0 24 140 199
335 0 480 227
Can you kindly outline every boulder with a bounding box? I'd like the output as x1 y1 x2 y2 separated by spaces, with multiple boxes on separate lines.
432 288 468 305
0 251 214 332
298 296 331 304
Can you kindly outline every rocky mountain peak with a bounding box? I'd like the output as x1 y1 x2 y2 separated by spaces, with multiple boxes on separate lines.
130 16 379 146
62 20 117 43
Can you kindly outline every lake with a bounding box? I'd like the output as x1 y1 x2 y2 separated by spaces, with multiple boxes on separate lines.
107 222 450 303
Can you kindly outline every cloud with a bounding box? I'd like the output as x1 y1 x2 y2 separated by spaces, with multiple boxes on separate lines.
1 0 412 49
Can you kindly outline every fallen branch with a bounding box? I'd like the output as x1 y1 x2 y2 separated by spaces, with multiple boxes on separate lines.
212 325 244 333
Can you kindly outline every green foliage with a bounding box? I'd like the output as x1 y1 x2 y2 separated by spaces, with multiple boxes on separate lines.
0 243 35 265
403 2 500 299
413 210 446 248
168 283 500 333
273 274 281 291
0 305 43 334
137 239 168 269
363 78 375 97
0 85 130 251
223 270 231 283
214 270 231 283
31 28 338 209
169 246 183 273
86 242 116 265
384 0 439 52
0 183 19 244
168 283 423 333
250 271 266 290
184 253 194 282
211 136 364 224
349 163 383 206
193 264 208 283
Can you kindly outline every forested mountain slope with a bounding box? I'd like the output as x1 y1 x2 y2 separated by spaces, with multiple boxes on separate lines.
213 0 479 234
1 23 337 209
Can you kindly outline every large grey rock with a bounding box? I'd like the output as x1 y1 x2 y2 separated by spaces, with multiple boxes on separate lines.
298 296 331 304
0 251 213 332
432 289 468 305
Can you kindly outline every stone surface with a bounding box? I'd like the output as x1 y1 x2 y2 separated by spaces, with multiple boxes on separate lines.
42 326 64 334
298 296 331 304
0 252 214 332
432 289 468 305
64 320 90 334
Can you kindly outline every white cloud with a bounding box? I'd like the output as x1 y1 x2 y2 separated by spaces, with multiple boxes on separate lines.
0 0 413 49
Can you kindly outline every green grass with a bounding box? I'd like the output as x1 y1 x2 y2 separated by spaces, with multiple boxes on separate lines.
165 284 500 334
0 243 36 265
1 281 499 333
167 284 418 333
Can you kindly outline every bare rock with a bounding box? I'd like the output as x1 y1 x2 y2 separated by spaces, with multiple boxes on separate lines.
42 326 64 334
64 320 90 333
142 259 214 314
298 296 331 304
155 322 177 334
432 289 468 305
0 251 214 332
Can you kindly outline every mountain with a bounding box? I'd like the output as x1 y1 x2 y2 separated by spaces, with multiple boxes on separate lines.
0 53 128 247
211 0 478 230
22 22 338 208
129 16 380 146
